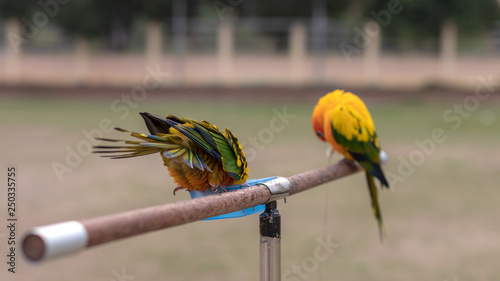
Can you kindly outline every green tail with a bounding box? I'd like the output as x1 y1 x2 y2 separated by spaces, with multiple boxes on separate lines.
366 172 386 242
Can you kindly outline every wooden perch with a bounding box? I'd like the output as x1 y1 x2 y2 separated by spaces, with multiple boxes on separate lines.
22 159 361 262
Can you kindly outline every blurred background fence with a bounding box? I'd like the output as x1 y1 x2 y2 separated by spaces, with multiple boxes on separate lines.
1 0 500 89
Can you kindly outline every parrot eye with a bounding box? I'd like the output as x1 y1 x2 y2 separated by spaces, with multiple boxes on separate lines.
316 130 324 138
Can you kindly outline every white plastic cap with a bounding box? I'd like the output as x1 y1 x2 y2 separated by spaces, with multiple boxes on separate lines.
22 221 88 262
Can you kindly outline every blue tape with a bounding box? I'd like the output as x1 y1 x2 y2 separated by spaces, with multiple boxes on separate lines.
187 176 277 220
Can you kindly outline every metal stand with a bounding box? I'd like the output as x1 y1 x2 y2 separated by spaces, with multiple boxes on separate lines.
259 201 281 281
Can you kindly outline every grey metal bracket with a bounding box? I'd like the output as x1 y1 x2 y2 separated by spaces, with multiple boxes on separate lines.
257 177 291 203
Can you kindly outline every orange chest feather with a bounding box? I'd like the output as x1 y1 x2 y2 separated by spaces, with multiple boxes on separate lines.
161 155 235 191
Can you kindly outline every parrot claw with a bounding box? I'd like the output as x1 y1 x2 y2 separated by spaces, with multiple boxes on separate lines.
173 186 185 195
209 185 228 193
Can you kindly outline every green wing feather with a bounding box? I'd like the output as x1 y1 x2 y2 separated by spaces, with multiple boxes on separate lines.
165 116 247 181
93 114 247 181
221 128 247 180
330 104 388 187
164 117 223 161
328 103 388 240
330 105 380 162
189 119 247 181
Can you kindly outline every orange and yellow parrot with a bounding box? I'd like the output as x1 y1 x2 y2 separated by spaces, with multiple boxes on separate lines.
94 112 249 193
312 89 389 239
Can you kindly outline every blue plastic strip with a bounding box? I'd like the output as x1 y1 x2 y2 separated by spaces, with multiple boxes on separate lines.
187 176 277 220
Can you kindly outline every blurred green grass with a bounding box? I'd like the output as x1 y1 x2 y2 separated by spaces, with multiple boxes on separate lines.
1 93 499 281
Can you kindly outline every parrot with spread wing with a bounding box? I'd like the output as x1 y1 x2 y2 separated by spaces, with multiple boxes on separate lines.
93 112 249 193
312 89 389 240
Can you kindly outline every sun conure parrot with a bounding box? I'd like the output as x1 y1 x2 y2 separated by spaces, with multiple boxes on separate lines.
312 89 389 240
93 112 249 194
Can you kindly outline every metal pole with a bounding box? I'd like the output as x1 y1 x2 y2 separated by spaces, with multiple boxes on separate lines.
260 201 281 281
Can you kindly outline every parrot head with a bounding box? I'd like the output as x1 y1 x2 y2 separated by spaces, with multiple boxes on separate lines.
311 113 326 141
311 89 346 142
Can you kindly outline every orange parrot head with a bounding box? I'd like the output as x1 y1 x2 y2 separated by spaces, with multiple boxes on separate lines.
311 89 345 142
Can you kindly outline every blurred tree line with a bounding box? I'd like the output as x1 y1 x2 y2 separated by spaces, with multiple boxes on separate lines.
0 0 499 50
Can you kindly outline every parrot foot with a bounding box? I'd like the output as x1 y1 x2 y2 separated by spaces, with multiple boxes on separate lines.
210 185 227 193
173 186 185 195
209 184 228 193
